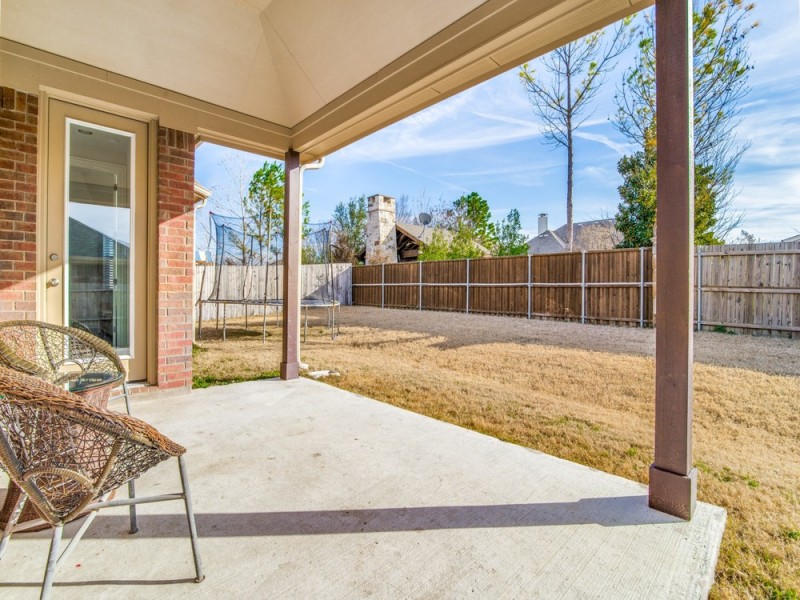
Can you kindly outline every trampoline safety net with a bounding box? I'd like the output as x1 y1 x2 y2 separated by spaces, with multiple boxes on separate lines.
196 212 339 341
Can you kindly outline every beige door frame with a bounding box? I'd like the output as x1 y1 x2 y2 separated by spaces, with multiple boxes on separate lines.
44 99 149 380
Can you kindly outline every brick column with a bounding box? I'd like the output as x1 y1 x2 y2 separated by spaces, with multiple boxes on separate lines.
0 88 38 321
157 127 195 390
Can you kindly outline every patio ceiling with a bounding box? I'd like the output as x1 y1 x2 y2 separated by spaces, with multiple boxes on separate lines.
0 0 652 161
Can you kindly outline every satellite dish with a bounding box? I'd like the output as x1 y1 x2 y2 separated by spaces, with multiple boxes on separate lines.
418 212 432 226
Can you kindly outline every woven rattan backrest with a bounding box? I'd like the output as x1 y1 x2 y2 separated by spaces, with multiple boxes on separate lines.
0 320 125 386
0 367 184 525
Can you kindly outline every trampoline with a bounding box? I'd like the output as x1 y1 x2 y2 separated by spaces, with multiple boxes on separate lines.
197 213 340 342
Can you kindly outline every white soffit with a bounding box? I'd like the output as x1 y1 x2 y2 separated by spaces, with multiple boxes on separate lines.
260 0 484 120
0 0 290 124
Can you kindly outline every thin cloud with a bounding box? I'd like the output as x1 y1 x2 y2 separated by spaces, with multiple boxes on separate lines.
573 131 632 155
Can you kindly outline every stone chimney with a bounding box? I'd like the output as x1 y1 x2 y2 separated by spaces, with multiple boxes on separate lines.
366 194 397 264
538 213 549 235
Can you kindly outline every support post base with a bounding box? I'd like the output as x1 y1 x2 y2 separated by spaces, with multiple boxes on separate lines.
280 362 300 380
649 465 697 520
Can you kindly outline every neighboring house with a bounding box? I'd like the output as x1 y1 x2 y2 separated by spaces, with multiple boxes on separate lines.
361 194 489 264
527 213 622 254
782 234 800 243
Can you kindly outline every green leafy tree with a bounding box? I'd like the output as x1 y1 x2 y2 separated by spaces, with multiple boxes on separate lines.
417 192 492 260
448 219 485 259
418 230 451 261
614 1 755 244
615 151 656 248
616 150 724 247
247 162 284 264
494 209 528 256
418 223 485 261
452 192 496 248
331 196 367 264
520 21 633 250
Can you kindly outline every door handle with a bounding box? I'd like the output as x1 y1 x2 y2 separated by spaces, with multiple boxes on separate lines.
48 278 60 287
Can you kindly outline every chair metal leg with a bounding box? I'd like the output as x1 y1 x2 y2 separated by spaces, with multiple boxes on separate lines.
178 455 204 583
41 524 63 600
127 480 139 534
0 491 27 559
122 381 133 415
121 382 139 533
55 491 112 569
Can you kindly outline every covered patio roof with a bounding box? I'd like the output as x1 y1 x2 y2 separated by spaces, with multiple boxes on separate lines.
0 0 652 160
0 379 725 598
0 0 701 521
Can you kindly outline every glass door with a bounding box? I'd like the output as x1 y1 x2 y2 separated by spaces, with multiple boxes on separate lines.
67 130 133 353
46 101 149 380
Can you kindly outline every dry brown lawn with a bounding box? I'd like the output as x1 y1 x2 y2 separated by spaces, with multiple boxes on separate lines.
193 306 800 599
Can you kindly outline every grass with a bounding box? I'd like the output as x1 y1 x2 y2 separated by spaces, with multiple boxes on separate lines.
191 342 278 388
193 306 800 599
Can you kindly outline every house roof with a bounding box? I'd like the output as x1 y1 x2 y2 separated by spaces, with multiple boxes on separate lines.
0 0 650 161
527 230 567 254
396 222 445 246
527 218 617 253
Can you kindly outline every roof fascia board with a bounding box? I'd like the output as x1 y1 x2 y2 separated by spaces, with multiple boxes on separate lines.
291 0 651 156
395 223 423 245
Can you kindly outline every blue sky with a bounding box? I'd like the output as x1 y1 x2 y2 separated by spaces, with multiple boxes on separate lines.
195 1 800 246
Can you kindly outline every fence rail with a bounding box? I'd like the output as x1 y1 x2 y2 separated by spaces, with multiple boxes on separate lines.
352 243 800 337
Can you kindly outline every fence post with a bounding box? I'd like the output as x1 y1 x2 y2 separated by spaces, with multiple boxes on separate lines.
580 251 586 324
418 260 423 310
696 248 703 332
527 253 532 320
465 258 470 315
381 263 385 309
639 247 645 328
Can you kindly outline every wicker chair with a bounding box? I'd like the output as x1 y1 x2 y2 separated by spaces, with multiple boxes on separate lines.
0 320 133 413
0 367 204 599
0 320 142 533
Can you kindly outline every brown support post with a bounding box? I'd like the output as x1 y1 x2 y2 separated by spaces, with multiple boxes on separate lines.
649 0 697 520
280 150 302 380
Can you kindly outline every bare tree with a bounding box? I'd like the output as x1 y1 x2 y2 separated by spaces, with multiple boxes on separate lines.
396 192 448 225
576 222 623 250
519 20 633 250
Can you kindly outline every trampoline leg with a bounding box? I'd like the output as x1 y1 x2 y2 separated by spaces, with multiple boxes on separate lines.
223 304 227 341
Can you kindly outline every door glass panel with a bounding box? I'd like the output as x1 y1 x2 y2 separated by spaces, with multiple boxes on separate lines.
67 121 133 354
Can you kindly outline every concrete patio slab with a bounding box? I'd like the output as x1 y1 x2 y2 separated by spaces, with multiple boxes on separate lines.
0 378 725 599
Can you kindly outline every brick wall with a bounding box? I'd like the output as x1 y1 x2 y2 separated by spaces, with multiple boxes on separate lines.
0 88 38 321
157 127 195 390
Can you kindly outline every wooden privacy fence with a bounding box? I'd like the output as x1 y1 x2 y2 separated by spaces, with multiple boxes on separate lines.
352 243 800 336
694 242 800 336
353 248 654 326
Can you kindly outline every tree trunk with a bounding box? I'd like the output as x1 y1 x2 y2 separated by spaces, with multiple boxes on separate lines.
567 125 574 251
566 66 574 252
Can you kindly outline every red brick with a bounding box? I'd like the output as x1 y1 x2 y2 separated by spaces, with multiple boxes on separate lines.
156 125 195 391
0 88 37 322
